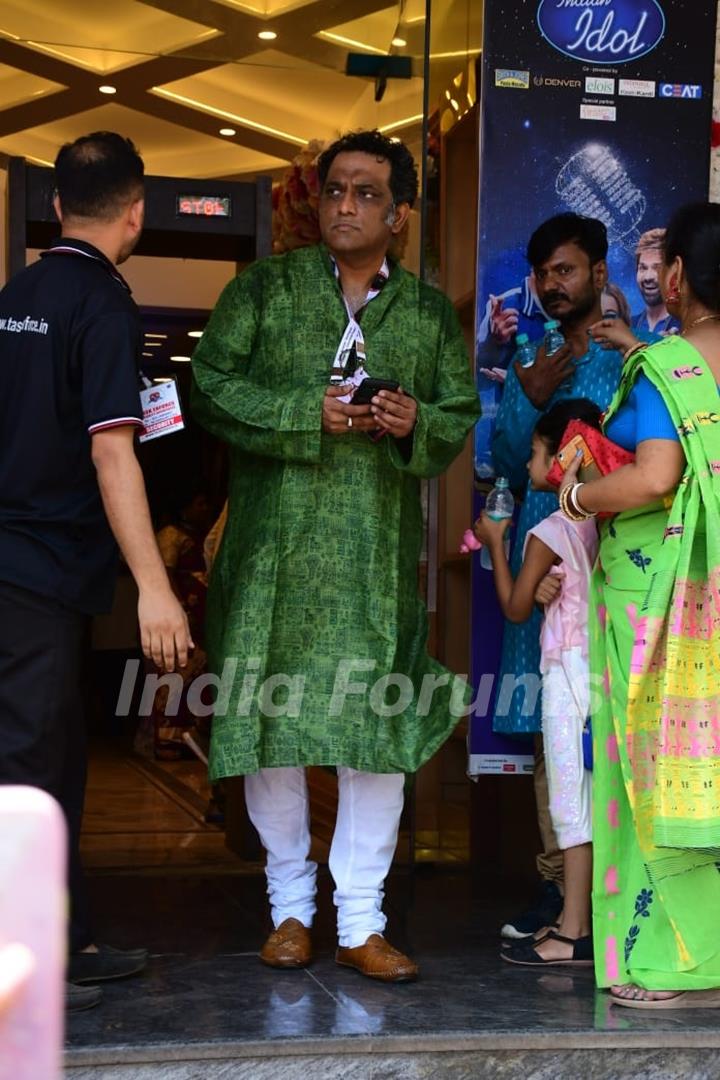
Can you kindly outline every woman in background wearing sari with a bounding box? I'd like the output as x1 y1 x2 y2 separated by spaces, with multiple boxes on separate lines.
559 202 720 1009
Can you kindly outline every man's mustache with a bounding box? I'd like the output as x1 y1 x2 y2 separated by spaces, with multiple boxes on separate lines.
542 291 569 306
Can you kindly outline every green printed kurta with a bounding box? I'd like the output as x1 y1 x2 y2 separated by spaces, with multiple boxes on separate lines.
191 244 480 780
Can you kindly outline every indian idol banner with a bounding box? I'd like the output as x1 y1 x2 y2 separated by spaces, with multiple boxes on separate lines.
469 0 715 775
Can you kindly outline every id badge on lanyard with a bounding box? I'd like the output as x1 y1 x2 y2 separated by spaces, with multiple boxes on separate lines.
139 376 185 443
329 259 387 403
44 245 186 443
331 313 366 379
331 301 369 404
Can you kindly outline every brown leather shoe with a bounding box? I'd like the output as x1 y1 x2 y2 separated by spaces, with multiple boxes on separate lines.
260 918 312 969
335 934 418 982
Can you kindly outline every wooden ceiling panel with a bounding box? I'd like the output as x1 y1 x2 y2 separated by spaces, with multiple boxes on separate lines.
0 0 433 178
158 53 368 143
0 0 219 74
0 102 285 175
0 63 63 112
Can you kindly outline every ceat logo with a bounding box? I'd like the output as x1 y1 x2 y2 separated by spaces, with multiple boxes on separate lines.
659 83 703 99
537 0 666 66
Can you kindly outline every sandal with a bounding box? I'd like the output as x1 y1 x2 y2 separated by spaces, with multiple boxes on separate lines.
501 922 560 949
610 986 720 1010
502 930 594 968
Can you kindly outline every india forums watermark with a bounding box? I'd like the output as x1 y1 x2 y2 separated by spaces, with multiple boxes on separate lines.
115 658 606 720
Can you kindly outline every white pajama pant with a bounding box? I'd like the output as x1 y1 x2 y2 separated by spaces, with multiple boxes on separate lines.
542 645 592 850
244 766 405 948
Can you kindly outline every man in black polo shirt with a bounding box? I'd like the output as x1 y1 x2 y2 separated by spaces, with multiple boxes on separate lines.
0 132 192 1010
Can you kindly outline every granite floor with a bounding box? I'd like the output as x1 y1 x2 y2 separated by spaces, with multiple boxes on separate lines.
66 868 720 1077
66 744 720 1077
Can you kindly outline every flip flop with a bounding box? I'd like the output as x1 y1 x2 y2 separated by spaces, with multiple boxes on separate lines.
610 988 720 1010
502 930 593 968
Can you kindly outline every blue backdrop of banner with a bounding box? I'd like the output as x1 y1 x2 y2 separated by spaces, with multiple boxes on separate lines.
469 0 715 776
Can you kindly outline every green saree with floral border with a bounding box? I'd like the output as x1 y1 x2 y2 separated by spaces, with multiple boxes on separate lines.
591 335 720 991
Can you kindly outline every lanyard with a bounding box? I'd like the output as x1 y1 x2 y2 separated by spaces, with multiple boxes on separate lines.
329 258 389 383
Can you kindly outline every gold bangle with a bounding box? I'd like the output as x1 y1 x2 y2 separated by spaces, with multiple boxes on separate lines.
623 341 648 362
559 483 589 522
559 485 578 521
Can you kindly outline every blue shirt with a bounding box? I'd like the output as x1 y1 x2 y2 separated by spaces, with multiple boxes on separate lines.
490 339 623 735
605 372 680 450
476 277 548 372
631 310 680 336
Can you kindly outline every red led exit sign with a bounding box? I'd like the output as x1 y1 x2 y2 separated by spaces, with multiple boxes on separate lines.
176 195 231 218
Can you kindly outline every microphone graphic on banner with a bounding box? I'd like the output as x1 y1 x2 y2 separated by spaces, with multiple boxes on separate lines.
555 143 647 253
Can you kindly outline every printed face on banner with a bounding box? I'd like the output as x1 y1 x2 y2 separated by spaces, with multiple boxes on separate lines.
537 0 666 66
636 248 664 307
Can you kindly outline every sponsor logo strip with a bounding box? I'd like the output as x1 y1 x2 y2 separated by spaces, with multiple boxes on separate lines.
659 83 703 99
618 78 656 97
586 76 615 95
495 68 530 89
536 75 582 88
580 102 617 122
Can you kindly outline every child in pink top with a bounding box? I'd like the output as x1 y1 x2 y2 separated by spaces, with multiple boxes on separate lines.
474 398 601 968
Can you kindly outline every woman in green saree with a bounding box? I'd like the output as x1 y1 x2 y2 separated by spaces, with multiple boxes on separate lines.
559 202 720 1009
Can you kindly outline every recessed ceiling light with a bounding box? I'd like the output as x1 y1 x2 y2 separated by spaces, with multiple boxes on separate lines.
151 86 306 146
143 341 162 347
187 330 203 338
99 85 116 95
258 30 277 40
391 37 407 47
144 333 167 339
170 355 192 363
378 113 423 134
219 127 236 137
142 351 154 357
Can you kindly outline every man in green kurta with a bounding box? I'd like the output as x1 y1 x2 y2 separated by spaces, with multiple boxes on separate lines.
192 131 479 981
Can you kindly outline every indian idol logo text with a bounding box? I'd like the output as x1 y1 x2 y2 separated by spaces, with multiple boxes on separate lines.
537 0 666 65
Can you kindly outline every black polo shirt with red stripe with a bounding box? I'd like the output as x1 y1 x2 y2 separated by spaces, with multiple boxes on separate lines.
0 238 144 613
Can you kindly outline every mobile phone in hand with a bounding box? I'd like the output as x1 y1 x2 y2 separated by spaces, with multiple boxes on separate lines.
351 377 400 406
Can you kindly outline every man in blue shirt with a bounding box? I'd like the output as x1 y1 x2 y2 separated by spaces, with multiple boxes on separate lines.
492 213 624 938
630 228 680 337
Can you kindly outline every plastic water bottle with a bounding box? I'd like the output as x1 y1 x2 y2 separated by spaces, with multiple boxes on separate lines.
515 333 535 368
480 477 514 570
544 319 565 356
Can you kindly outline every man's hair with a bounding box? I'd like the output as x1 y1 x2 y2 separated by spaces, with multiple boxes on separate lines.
527 213 608 269
635 227 666 265
664 201 720 312
54 131 144 221
317 130 418 208
534 397 603 456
